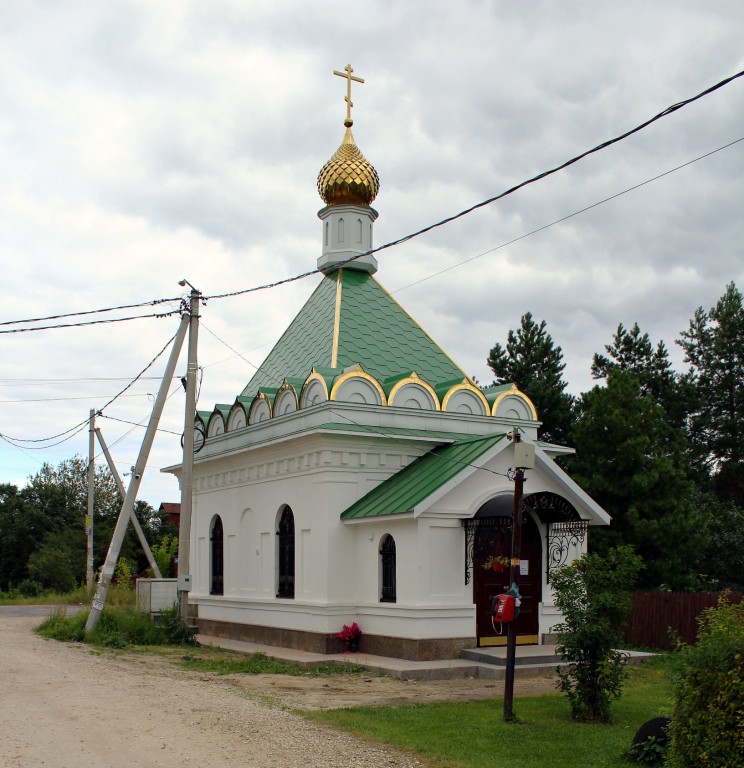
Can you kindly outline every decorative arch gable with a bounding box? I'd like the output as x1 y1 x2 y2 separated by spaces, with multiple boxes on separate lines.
490 384 538 421
330 367 386 406
387 372 440 411
248 393 272 424
441 380 489 416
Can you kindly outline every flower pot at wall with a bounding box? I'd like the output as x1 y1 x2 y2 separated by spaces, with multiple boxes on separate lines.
347 640 359 653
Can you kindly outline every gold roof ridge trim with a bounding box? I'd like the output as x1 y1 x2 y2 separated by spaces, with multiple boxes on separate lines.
331 269 343 367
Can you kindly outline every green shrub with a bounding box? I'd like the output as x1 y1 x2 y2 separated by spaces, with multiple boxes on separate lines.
667 595 744 768
151 535 179 578
17 579 45 597
87 606 165 648
158 603 197 646
551 545 644 722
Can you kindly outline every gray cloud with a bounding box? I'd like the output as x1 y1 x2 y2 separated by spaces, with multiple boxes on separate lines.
1 0 743 504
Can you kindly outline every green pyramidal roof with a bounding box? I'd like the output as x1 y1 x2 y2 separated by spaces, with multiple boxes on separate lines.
242 269 467 395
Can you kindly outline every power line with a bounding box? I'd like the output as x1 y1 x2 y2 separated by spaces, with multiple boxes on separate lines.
0 309 181 335
0 376 177 385
0 393 155 404
0 327 180 447
201 323 261 372
0 297 182 327
202 69 744 302
393 136 744 294
97 413 182 437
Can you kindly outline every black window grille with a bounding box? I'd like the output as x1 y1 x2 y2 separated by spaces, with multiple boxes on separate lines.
380 535 396 603
277 506 295 599
210 516 224 595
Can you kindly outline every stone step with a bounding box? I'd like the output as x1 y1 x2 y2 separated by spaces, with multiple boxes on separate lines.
460 647 561 667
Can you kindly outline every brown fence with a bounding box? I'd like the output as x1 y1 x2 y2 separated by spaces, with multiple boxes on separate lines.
623 592 742 650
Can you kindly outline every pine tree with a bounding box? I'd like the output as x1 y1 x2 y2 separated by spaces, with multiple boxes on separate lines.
592 322 696 430
569 369 698 589
678 283 744 502
487 312 574 444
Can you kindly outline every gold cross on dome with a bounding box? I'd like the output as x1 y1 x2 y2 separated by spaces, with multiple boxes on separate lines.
333 64 364 124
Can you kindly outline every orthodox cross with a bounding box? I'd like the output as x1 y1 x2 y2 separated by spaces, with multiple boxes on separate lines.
333 64 364 124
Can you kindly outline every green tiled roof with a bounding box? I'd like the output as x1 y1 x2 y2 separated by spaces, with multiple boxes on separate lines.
242 274 337 394
341 433 506 519
335 270 465 384
242 269 467 396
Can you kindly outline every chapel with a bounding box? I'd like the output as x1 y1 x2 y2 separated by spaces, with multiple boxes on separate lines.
166 68 610 660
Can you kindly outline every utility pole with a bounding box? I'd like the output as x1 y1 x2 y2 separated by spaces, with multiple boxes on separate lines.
95 426 162 578
86 409 95 595
178 281 200 622
85 308 190 634
503 431 535 722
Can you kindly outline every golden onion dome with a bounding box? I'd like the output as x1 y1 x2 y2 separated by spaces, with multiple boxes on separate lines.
317 119 380 206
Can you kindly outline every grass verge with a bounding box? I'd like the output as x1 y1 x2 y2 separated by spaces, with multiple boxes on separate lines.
35 604 195 648
0 584 135 607
177 649 366 676
305 661 674 768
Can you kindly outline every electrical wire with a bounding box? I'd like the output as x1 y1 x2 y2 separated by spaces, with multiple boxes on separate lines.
0 297 182 327
202 69 744 302
98 412 181 438
326 406 512 481
393 136 744 294
0 309 181 335
0 327 180 447
201 323 261 372
0 394 156 404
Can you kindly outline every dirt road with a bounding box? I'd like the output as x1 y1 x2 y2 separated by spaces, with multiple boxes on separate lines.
0 608 558 767
0 612 425 768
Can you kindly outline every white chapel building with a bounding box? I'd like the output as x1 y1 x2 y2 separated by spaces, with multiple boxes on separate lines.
166 80 610 660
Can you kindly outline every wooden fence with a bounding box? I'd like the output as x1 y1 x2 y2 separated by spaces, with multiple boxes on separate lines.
623 592 742 650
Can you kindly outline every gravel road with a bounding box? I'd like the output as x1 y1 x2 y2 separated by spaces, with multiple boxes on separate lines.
0 611 424 768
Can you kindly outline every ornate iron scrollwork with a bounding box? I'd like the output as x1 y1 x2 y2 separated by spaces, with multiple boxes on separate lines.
546 520 588 581
462 516 513 585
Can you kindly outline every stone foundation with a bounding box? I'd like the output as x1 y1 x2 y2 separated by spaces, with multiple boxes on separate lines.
195 617 475 660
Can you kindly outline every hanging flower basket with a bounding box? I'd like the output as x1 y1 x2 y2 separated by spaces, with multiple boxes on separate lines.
482 555 509 573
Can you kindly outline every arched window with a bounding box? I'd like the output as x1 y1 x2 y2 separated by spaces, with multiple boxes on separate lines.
277 506 295 599
380 534 396 603
210 516 224 595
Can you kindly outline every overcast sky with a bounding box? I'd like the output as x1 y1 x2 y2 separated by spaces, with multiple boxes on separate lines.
1 1 743 508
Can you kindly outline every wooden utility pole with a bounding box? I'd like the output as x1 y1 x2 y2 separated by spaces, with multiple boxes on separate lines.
178 282 200 622
503 432 535 722
86 409 95 594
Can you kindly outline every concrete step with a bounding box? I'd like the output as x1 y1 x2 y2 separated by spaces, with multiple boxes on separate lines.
460 647 561 667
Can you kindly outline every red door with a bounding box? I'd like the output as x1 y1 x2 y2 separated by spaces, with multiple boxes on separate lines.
474 516 542 646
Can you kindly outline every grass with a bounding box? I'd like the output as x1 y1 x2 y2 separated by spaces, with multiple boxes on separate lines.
35 607 363 676
0 584 136 607
305 661 674 768
177 649 366 676
35 603 194 648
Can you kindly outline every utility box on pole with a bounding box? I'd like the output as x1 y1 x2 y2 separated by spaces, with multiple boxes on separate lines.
514 442 535 469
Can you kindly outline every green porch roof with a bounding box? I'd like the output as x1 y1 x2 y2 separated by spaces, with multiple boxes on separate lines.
341 432 506 520
242 268 466 395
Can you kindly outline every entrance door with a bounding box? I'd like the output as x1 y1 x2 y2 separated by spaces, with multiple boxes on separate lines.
474 515 542 645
